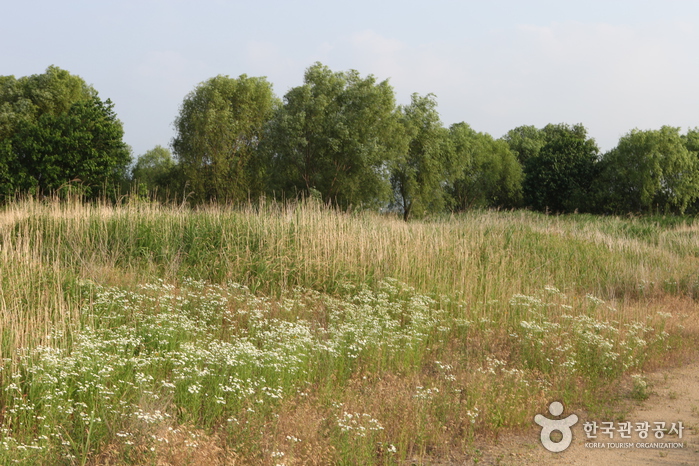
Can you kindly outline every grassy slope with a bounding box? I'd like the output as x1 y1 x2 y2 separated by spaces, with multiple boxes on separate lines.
0 199 697 464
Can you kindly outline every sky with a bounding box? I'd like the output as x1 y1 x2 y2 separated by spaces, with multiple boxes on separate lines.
3 0 699 158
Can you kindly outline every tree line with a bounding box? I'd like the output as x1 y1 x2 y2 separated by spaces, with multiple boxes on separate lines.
3 65 699 216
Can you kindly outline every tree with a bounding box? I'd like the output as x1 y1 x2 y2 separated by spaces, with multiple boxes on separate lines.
131 145 180 198
501 125 546 165
596 127 699 214
1 95 131 198
683 127 699 154
449 123 523 210
502 122 591 166
0 66 130 199
264 63 403 209
520 123 599 212
682 128 699 214
1 66 95 139
0 76 32 141
172 74 278 204
391 93 452 220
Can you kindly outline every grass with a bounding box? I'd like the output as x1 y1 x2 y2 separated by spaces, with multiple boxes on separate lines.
0 197 697 464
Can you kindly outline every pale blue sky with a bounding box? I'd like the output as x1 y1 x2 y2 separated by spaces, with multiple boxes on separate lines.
3 0 699 157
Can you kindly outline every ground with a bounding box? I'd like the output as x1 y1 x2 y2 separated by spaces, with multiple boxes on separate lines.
459 359 699 465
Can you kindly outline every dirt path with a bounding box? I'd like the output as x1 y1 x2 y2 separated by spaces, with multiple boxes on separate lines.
471 360 699 465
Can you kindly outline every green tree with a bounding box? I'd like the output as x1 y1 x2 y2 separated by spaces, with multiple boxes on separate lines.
520 123 599 212
682 128 699 213
0 67 130 199
264 63 403 209
0 76 32 141
172 74 278 204
503 123 591 165
1 95 131 198
501 125 546 165
391 93 452 220
131 145 179 197
20 65 95 116
596 127 699 213
449 123 523 210
683 128 699 153
1 66 96 141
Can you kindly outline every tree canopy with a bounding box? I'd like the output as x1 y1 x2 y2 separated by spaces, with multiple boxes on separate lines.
519 124 599 212
0 66 130 199
264 63 403 209
449 123 523 210
596 127 699 214
502 125 546 165
131 145 180 199
391 93 452 220
172 74 278 204
0 65 95 135
5 63 699 218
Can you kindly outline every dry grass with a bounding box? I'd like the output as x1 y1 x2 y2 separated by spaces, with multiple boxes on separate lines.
0 198 697 464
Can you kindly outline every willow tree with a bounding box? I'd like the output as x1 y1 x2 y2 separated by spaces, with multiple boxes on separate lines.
131 145 181 199
449 123 523 210
264 63 403 209
501 125 546 165
596 126 699 213
391 93 452 220
172 74 278 203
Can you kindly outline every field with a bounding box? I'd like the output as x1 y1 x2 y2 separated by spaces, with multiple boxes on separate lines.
0 198 698 465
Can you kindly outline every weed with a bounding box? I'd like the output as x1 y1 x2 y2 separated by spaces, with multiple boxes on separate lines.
0 199 696 464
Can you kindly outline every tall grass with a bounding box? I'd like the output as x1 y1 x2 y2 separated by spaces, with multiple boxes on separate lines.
0 198 697 464
3 199 697 298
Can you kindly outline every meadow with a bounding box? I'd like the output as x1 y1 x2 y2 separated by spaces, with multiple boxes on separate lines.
0 198 697 465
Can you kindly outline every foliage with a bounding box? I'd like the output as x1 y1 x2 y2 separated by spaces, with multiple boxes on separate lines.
683 127 699 153
391 93 451 220
501 125 546 165
264 62 403 209
448 122 523 210
682 128 699 214
596 126 699 214
0 95 131 199
8 64 699 217
0 66 130 199
0 65 95 138
172 74 278 204
131 145 182 199
511 289 662 378
132 145 174 185
522 123 599 212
